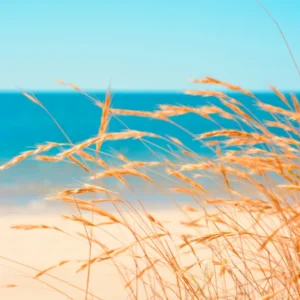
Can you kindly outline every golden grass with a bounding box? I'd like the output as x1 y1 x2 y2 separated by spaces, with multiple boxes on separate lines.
1 77 300 299
96 87 111 153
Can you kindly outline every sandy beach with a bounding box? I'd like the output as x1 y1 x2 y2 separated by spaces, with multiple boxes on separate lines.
1 206 281 300
0 209 201 300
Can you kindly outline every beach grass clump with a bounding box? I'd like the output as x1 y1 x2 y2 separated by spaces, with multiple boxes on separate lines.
1 77 300 299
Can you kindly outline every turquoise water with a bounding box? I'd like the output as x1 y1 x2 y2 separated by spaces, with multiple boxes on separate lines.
0 91 297 205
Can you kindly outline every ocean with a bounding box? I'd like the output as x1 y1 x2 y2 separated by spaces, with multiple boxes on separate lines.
0 91 297 207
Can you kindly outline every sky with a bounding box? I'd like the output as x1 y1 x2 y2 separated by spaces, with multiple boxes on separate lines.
1 0 300 91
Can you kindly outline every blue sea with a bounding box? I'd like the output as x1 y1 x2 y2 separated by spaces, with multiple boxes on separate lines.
0 91 297 207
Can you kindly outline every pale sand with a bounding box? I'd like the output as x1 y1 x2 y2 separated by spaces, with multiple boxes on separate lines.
0 209 205 300
0 209 278 300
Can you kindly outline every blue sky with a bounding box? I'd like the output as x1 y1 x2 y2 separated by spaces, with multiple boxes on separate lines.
1 0 299 91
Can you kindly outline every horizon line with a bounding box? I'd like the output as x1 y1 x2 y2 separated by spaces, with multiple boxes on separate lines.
0 89 299 94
